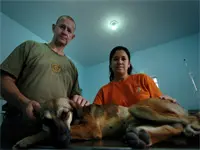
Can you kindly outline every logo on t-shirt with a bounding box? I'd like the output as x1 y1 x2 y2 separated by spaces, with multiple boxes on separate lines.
137 87 141 93
51 64 61 73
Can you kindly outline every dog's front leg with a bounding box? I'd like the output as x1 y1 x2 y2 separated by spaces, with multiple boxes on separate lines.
12 131 49 150
70 122 102 140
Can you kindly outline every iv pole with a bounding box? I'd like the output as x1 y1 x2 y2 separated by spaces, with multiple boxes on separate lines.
183 59 200 99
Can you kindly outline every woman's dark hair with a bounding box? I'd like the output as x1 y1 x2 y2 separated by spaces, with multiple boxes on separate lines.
109 46 133 81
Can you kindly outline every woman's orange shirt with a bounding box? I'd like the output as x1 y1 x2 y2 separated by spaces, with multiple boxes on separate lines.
93 74 162 107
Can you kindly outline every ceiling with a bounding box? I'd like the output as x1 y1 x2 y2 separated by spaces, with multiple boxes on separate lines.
1 0 199 67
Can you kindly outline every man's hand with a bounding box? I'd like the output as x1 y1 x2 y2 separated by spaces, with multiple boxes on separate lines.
159 95 177 103
71 95 90 107
25 100 41 120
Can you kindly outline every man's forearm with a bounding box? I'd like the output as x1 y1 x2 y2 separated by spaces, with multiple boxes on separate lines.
1 76 31 110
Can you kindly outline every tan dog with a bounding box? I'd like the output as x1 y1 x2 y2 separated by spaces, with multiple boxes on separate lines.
12 98 200 149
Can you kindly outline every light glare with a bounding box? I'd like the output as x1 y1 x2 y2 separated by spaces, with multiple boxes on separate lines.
111 25 117 30
110 20 118 31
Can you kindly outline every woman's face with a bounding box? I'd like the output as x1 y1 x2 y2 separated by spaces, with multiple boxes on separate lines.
110 50 130 76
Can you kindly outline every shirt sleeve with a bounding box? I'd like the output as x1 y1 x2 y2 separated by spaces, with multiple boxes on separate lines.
69 65 82 97
0 41 32 79
144 74 162 98
93 88 104 105
70 78 81 96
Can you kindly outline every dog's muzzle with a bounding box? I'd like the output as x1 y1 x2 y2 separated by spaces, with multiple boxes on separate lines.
42 118 71 148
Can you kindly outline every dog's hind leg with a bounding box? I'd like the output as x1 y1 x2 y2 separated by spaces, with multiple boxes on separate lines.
139 124 183 146
123 123 184 149
129 105 189 125
12 131 49 150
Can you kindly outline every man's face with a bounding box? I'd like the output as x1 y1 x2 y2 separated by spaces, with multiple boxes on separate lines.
53 17 75 46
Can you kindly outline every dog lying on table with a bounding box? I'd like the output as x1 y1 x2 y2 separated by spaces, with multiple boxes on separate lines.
12 97 200 149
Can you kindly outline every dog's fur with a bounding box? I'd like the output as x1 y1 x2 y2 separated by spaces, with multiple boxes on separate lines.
12 98 200 149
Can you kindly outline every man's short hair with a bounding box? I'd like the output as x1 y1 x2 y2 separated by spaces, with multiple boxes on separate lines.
56 15 76 30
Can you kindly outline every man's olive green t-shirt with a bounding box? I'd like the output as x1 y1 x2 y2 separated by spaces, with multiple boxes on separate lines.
0 40 81 104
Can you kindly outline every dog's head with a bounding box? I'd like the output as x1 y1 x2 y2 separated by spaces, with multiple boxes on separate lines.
36 97 78 147
42 97 75 129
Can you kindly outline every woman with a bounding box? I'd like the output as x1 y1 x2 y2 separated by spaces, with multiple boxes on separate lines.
93 46 175 106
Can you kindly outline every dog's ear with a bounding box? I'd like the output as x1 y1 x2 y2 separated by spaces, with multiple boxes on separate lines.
68 100 83 120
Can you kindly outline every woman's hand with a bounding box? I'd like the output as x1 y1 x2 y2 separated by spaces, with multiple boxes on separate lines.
71 95 90 107
159 95 177 103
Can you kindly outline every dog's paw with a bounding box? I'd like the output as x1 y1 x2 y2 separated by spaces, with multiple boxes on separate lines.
12 139 31 150
137 129 150 145
123 129 150 149
184 124 200 137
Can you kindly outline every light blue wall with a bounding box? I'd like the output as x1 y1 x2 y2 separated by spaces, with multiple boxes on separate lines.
84 34 199 110
198 33 200 90
132 34 199 110
198 33 200 106
82 61 109 101
0 12 47 63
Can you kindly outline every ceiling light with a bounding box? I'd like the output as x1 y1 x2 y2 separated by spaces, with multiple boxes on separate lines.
110 20 118 31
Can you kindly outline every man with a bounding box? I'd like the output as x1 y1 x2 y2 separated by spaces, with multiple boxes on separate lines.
0 15 89 148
